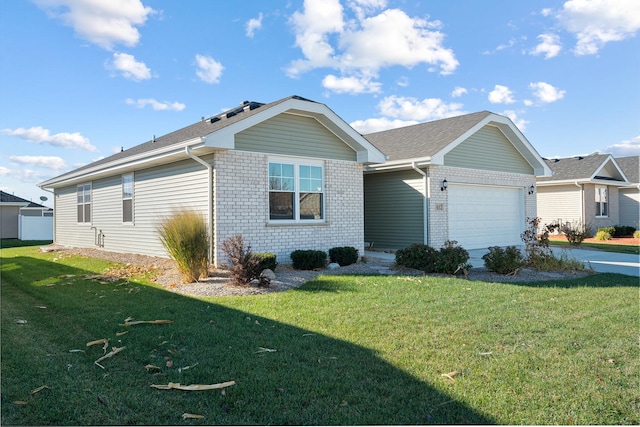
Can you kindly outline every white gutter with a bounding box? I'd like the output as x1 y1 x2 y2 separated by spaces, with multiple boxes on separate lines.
412 162 429 246
366 157 432 172
185 146 214 266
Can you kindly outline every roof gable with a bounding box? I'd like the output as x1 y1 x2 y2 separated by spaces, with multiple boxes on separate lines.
364 111 551 176
539 154 629 185
616 156 639 184
0 191 48 208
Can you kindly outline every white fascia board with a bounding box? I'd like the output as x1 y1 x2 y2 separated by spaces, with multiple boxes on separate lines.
536 178 629 187
590 155 630 182
431 114 553 176
39 138 206 189
203 98 387 164
364 156 432 172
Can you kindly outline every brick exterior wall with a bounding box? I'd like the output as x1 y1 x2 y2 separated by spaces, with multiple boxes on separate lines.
427 165 537 248
213 150 364 267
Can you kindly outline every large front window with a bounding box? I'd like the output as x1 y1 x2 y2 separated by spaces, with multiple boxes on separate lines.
269 159 324 222
595 185 608 217
77 183 91 223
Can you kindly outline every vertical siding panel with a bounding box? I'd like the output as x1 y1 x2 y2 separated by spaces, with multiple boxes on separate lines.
445 126 534 174
364 170 424 249
236 114 357 161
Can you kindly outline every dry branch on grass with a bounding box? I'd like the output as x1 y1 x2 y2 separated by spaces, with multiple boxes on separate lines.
150 381 236 391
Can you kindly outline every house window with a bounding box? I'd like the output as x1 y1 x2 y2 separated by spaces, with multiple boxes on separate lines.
122 173 133 223
268 159 324 222
77 183 91 223
595 185 608 217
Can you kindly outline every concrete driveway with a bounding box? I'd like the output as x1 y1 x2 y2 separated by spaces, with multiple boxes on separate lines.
468 247 640 277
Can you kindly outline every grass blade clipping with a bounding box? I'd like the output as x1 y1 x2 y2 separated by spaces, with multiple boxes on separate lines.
150 381 235 391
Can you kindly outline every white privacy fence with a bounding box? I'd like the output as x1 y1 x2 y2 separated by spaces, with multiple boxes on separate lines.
19 215 53 240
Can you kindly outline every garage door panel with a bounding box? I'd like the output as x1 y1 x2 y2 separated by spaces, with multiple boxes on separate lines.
448 184 524 249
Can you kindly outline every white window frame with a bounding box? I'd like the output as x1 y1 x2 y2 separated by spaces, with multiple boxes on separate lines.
595 185 608 218
122 173 134 224
267 157 325 224
76 183 91 224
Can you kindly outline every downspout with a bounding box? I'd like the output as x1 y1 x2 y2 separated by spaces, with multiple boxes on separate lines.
574 180 584 225
185 146 214 266
412 162 429 246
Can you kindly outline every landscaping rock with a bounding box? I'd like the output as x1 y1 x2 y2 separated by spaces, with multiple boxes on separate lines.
328 263 340 270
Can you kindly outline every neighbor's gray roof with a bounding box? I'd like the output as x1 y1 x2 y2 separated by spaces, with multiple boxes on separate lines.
0 190 49 208
363 111 493 161
616 156 639 183
537 154 623 182
44 96 310 184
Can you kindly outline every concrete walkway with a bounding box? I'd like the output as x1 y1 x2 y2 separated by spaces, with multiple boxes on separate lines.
368 247 640 277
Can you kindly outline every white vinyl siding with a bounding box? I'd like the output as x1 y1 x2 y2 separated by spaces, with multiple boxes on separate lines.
444 126 534 174
55 157 211 257
236 113 357 161
536 185 583 227
619 188 640 228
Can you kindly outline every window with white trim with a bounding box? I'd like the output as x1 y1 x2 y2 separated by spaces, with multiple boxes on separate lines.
268 159 324 222
77 183 91 223
122 173 134 223
595 185 608 217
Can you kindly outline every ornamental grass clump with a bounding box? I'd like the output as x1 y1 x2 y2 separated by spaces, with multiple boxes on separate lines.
157 211 209 283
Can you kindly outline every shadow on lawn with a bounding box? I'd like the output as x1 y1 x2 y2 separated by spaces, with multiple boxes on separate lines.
496 272 640 289
1 254 495 426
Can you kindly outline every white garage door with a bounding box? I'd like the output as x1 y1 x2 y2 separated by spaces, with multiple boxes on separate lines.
448 184 524 249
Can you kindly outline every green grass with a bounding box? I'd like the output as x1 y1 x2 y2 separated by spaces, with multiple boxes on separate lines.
2 242 638 425
549 239 639 255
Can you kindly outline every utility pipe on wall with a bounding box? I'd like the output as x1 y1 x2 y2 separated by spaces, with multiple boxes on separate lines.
412 162 429 246
185 146 214 266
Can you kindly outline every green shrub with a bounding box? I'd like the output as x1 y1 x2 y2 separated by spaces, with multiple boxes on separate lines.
157 211 209 283
613 225 636 237
395 244 439 272
597 226 615 236
526 248 587 272
254 252 278 272
329 246 359 266
634 230 640 239
221 234 263 286
290 250 327 270
482 246 524 274
395 241 470 274
595 230 612 241
561 221 592 245
437 240 470 275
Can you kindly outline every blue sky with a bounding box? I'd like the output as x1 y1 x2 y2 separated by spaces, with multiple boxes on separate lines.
1 0 639 207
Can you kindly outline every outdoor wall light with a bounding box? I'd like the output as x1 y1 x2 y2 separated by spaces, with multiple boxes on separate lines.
528 184 535 195
441 179 448 191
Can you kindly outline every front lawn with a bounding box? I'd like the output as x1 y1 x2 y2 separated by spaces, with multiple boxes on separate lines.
1 244 638 425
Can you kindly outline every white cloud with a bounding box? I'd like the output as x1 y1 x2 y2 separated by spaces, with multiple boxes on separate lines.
488 85 515 104
195 54 224 84
557 0 640 55
501 110 529 131
1 126 96 151
108 52 152 81
0 166 10 176
125 98 186 111
9 155 68 171
604 135 640 156
322 74 382 94
246 12 263 37
377 95 465 121
350 117 418 134
34 0 155 50
527 82 566 104
451 86 468 98
530 33 562 59
287 0 458 92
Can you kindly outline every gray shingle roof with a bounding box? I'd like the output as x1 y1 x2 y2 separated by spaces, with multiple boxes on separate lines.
0 190 49 208
538 154 628 182
616 156 639 183
363 111 493 161
45 96 312 184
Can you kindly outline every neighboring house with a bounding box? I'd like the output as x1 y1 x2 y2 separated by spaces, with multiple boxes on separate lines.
362 111 552 250
0 191 53 240
536 154 637 231
616 156 640 228
38 96 385 266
